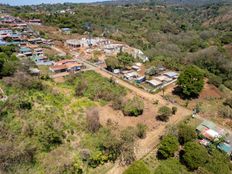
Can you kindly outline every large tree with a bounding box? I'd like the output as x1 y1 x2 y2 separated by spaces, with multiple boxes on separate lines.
183 142 208 170
154 158 189 174
123 160 151 174
105 56 121 70
157 134 179 159
178 124 197 145
117 52 134 68
205 149 231 174
177 65 204 97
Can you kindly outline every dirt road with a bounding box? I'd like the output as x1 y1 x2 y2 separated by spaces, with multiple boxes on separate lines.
51 46 67 56
72 50 192 174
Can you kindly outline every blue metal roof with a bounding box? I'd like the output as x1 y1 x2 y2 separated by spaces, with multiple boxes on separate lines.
217 143 232 154
0 40 8 46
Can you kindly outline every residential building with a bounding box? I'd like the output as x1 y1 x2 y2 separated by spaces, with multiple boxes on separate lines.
28 19 42 25
19 47 33 57
49 62 82 73
124 71 139 80
146 79 163 87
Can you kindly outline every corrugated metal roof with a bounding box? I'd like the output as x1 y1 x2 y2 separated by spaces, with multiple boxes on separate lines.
201 120 216 130
217 143 232 154
20 47 31 52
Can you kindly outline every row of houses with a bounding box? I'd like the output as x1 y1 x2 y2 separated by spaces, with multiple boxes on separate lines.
1 14 85 79
196 120 232 156
0 15 55 68
18 46 54 66
0 15 51 47
0 15 41 26
0 28 51 46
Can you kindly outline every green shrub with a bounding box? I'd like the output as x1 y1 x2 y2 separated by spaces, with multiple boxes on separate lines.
157 106 172 122
122 97 144 116
123 160 150 174
35 122 64 151
171 106 177 115
205 149 231 174
19 101 32 110
157 135 179 159
0 49 18 77
224 80 232 90
220 32 232 44
219 106 232 119
136 123 147 139
223 98 232 108
208 73 222 87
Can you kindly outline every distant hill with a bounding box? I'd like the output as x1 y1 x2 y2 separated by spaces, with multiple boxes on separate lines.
95 0 232 6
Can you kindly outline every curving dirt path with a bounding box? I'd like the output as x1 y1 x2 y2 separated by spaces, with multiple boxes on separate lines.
71 55 191 174
69 49 192 174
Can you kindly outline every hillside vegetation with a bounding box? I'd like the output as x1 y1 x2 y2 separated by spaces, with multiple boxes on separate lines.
0 1 232 174
13 2 232 90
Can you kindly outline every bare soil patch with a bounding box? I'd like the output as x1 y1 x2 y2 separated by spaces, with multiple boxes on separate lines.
199 82 222 99
98 99 161 130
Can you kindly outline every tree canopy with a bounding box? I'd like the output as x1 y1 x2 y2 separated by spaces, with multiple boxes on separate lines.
157 134 179 159
183 142 208 170
205 149 231 174
123 160 151 174
154 158 189 174
177 65 204 97
0 46 18 77
178 124 197 145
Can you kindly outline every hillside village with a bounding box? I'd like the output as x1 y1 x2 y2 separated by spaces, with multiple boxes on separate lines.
0 2 232 174
0 14 180 92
